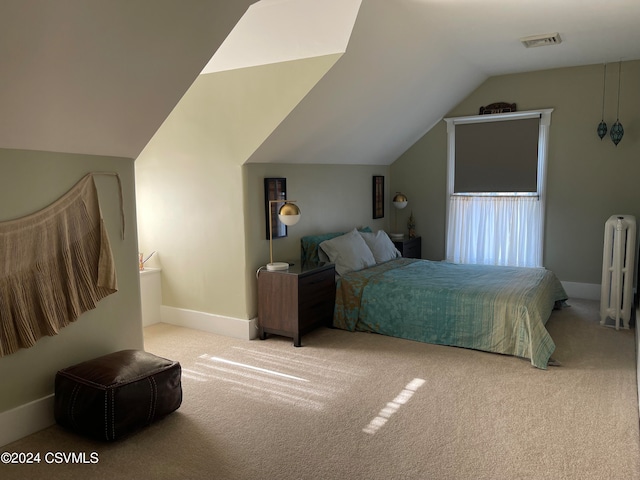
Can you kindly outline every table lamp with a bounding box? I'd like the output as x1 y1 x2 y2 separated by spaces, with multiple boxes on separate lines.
268 200 301 271
390 192 408 241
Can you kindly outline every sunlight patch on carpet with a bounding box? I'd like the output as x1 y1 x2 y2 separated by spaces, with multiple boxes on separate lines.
201 354 309 382
363 378 426 435
181 369 210 382
181 350 360 411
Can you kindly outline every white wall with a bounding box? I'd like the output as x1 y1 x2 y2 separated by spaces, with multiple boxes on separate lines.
136 55 341 321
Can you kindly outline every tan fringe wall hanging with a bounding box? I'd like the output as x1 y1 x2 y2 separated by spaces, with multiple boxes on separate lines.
0 172 123 357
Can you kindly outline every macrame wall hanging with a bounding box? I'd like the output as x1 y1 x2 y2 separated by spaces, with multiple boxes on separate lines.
0 172 125 357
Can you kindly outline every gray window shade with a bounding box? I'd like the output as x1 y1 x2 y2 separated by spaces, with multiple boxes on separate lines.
454 117 540 193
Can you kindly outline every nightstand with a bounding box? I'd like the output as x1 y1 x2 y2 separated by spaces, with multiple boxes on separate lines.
393 236 422 259
257 262 336 346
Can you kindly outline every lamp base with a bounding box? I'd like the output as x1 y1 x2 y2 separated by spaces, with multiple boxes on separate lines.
267 262 290 271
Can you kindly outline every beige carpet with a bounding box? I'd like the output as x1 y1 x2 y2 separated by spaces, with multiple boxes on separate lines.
2 298 639 480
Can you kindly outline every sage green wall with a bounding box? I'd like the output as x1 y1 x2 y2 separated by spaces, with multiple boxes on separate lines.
244 163 390 316
136 55 342 320
0 149 142 413
391 61 640 286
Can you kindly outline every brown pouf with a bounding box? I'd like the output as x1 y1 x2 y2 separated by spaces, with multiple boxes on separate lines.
54 349 182 441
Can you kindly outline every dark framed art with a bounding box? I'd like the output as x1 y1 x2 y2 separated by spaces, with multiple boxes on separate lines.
264 177 288 240
372 175 384 219
479 102 516 115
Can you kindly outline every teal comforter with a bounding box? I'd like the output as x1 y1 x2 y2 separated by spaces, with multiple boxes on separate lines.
334 258 568 369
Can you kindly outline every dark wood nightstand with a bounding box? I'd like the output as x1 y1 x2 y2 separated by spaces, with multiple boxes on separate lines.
393 236 422 259
257 262 336 346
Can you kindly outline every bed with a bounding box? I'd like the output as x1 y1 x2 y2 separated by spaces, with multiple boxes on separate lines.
301 229 568 369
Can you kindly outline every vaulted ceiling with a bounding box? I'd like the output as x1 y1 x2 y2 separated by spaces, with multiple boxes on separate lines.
1 0 639 163
244 0 640 165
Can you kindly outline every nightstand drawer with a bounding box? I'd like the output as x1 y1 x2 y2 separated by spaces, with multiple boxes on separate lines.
299 268 335 331
403 242 421 258
299 297 334 331
393 236 421 259
299 268 334 300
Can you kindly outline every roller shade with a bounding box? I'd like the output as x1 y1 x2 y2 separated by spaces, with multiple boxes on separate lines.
454 117 540 193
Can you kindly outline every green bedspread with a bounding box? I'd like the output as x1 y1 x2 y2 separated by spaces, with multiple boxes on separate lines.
334 258 568 369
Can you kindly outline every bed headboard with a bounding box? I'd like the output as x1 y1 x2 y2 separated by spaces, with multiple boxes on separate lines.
300 227 372 264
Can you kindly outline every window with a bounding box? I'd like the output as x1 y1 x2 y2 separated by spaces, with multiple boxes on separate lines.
444 109 553 268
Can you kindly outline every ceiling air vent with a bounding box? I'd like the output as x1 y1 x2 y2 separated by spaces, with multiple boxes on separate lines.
520 33 562 48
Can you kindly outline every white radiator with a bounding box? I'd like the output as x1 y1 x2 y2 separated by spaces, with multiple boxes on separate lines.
600 215 636 330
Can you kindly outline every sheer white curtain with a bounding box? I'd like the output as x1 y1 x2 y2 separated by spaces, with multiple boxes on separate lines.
446 195 542 267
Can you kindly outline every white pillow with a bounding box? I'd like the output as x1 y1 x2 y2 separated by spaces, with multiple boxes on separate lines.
359 230 401 263
319 228 376 276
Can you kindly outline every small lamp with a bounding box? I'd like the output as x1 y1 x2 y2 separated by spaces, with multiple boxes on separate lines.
393 192 408 209
390 192 408 241
267 200 301 271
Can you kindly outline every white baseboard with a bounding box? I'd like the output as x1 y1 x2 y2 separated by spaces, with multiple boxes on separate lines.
160 305 258 340
561 281 600 301
0 395 55 448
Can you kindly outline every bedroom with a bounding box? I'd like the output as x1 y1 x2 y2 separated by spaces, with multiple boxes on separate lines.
1 0 640 473
136 60 640 336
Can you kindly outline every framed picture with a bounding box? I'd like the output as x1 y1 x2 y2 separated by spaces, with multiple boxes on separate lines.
264 178 288 240
372 176 384 219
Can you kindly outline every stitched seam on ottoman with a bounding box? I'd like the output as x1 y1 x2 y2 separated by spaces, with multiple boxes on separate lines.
147 376 157 424
104 390 108 441
110 388 116 441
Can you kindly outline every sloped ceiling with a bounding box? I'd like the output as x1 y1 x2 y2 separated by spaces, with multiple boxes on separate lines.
246 0 640 165
1 0 639 164
0 0 254 159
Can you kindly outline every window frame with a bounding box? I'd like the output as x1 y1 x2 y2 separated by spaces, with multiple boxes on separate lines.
443 108 553 265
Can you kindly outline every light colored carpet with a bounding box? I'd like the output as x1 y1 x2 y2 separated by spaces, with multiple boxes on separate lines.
2 298 639 480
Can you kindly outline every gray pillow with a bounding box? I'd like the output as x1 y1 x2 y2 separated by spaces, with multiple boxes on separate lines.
319 228 376 275
359 230 401 263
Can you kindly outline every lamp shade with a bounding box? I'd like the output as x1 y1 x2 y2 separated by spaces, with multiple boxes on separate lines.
392 193 408 209
610 120 624 146
278 202 301 226
597 121 608 140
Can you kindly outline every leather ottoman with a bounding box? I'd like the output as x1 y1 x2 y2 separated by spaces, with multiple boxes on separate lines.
54 349 182 441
